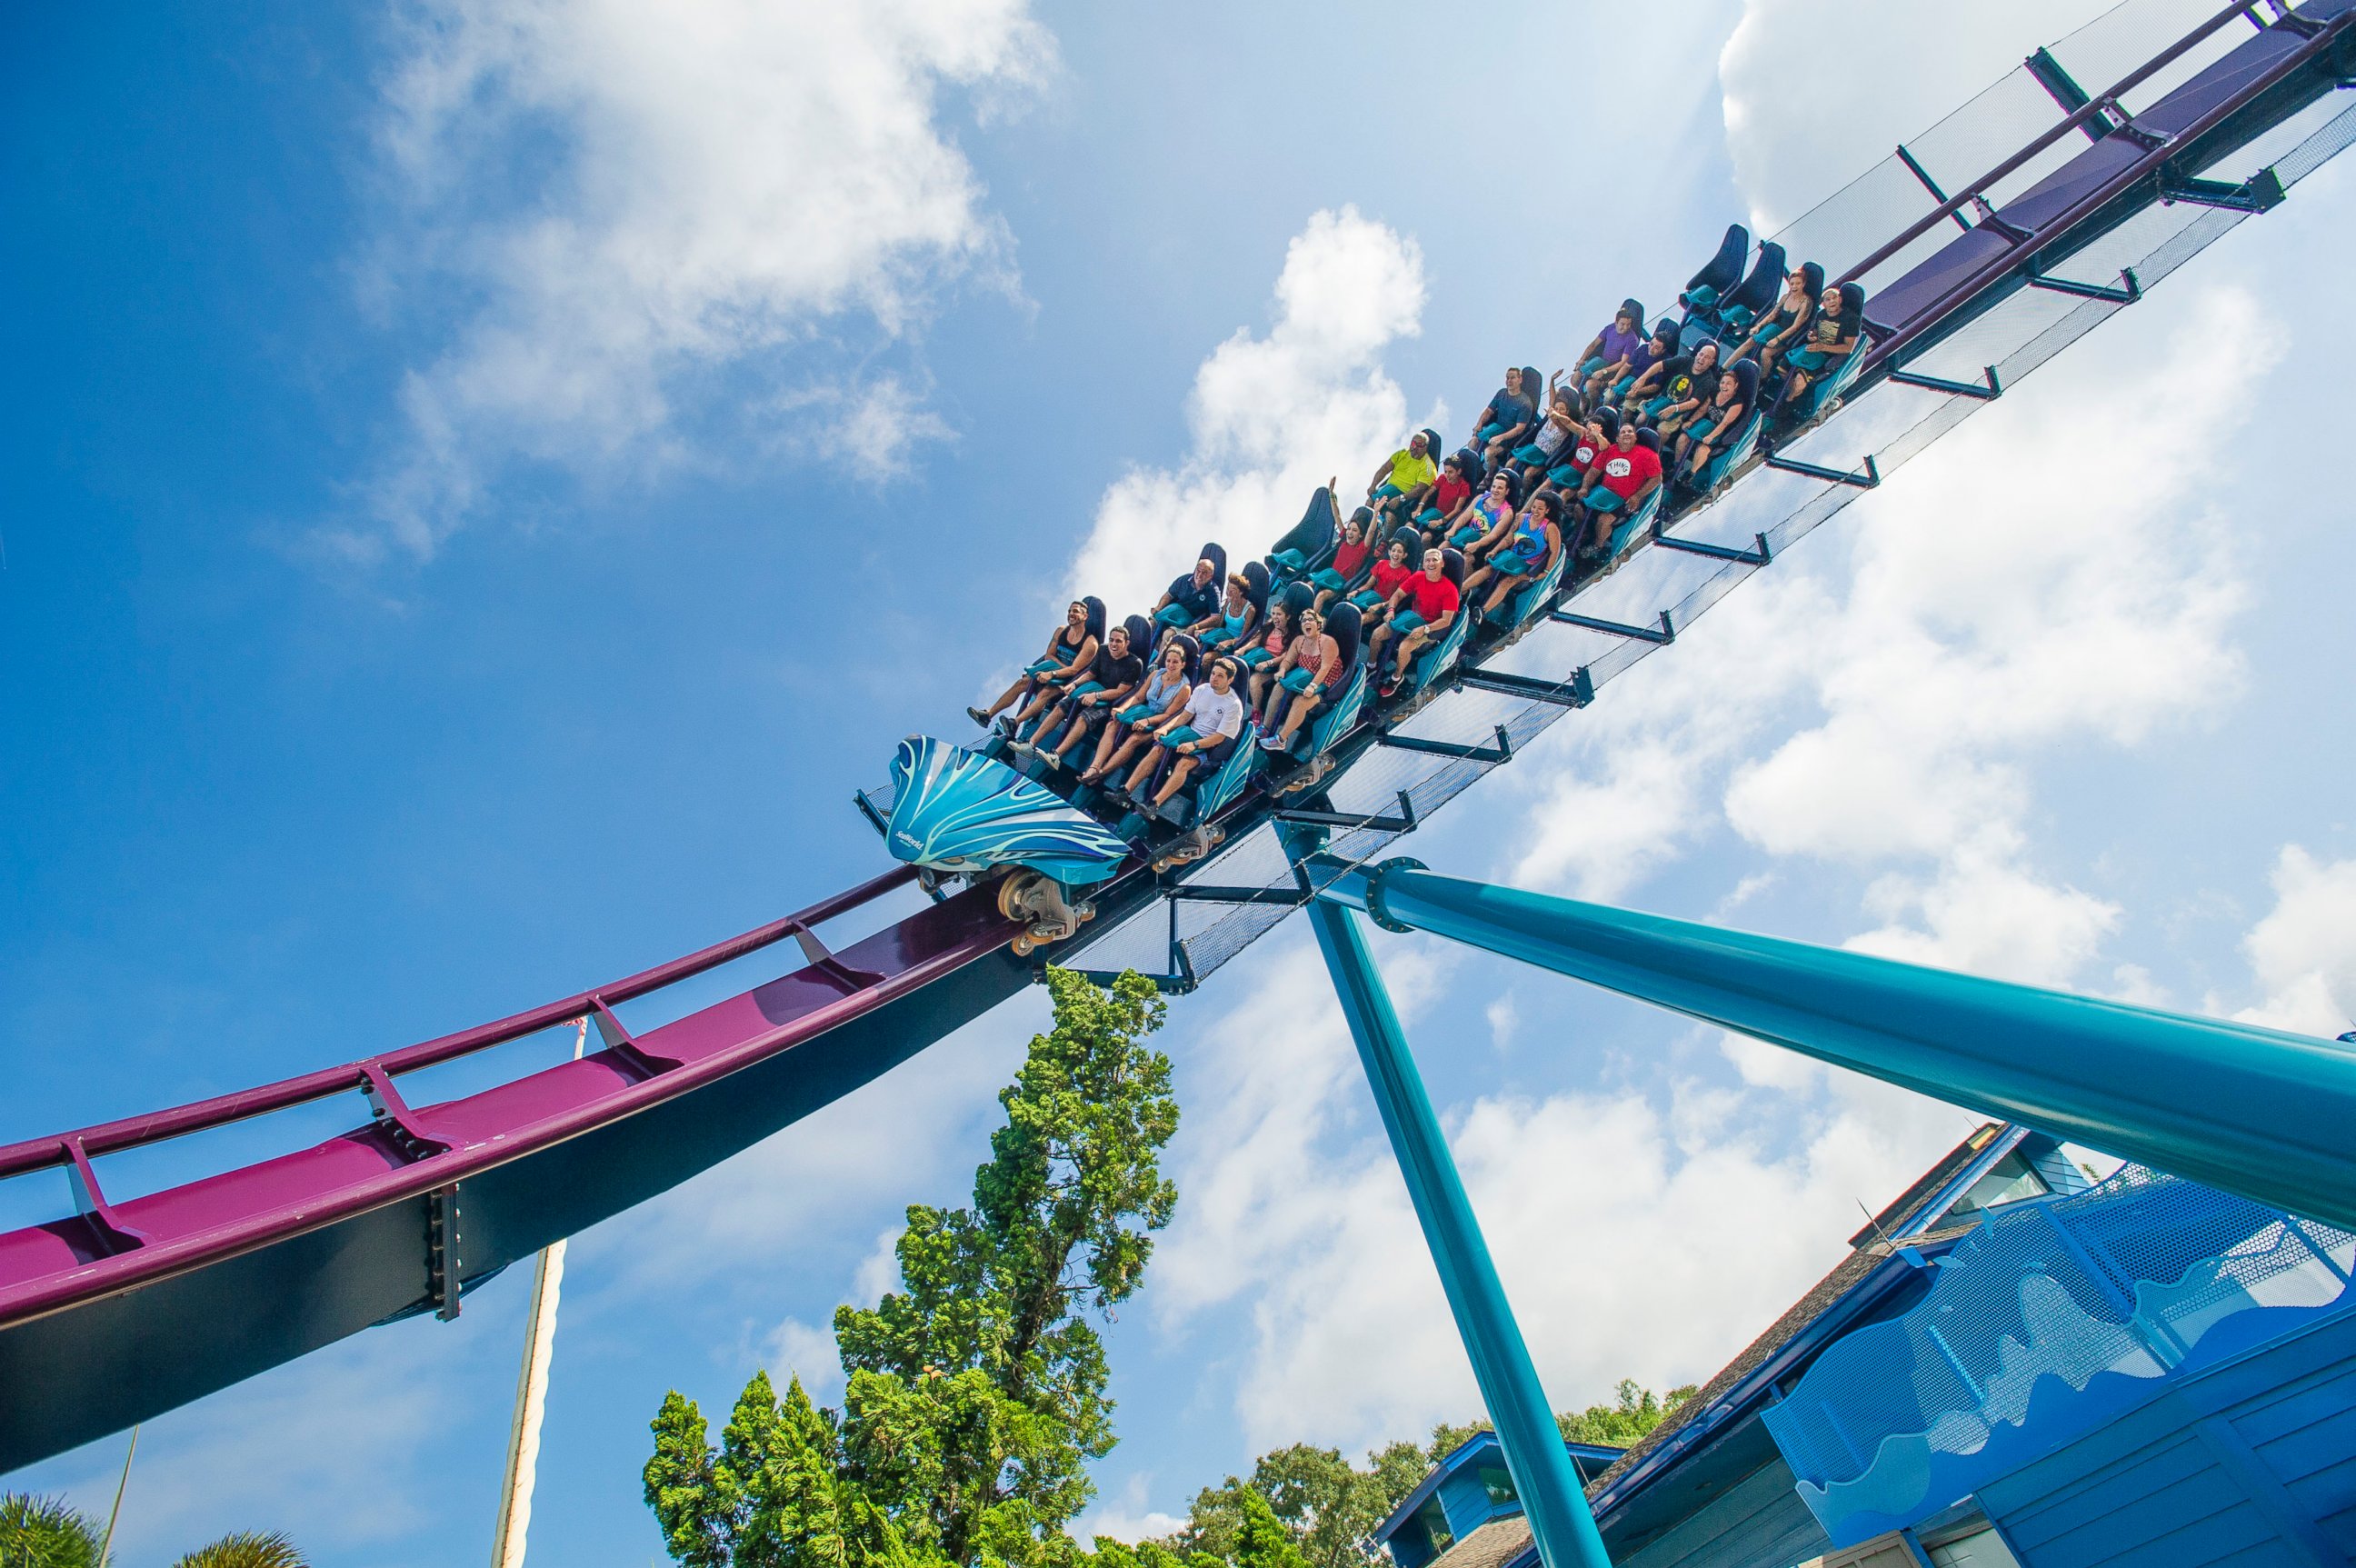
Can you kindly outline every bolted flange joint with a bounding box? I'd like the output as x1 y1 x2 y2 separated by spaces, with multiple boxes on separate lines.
1363 857 1427 934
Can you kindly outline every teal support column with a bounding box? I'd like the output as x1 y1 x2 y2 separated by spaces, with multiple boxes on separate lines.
1303 896 1612 1568
1317 860 2356 1235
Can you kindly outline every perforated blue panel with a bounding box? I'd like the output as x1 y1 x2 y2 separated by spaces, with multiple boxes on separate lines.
1760 1165 2356 1545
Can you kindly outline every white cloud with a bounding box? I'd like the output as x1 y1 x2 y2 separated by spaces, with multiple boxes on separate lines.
1718 0 2125 238
2236 846 2356 1035
764 1315 847 1403
1151 937 1972 1454
1078 1475 1185 1546
344 0 1054 558
1063 207 1428 618
1484 993 1520 1052
1845 827 2120 985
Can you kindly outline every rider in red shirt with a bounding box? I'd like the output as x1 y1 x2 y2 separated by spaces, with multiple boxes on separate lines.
1368 547 1462 695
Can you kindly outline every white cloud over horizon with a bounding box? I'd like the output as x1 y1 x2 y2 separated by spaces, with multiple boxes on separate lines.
1062 206 1430 620
335 0 1055 562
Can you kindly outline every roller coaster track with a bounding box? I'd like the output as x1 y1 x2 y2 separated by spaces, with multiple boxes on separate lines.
5 0 2353 1475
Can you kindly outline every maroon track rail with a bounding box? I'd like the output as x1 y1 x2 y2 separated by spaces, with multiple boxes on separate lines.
0 864 920 1181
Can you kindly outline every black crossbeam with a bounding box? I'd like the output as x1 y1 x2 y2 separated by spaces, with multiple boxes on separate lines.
1379 725 1514 764
2027 266 2141 303
1458 667 1596 708
1551 609 1674 644
1272 791 1418 834
2159 166 2285 212
1889 365 2002 399
1163 884 1310 906
1653 531 1772 566
1764 452 1882 488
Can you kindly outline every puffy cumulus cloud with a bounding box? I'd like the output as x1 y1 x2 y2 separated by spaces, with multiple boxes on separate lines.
1718 0 2124 236
763 1315 848 1402
1148 940 1974 1454
1077 1477 1186 1546
1846 827 2120 985
1507 564 1838 902
2235 846 2356 1035
342 0 1054 559
1063 208 1428 617
1713 286 2268 968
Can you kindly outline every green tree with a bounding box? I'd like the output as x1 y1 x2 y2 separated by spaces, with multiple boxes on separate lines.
168 1533 307 1568
1173 1442 1428 1568
647 968 1177 1568
1427 1380 1697 1464
0 1493 101 1568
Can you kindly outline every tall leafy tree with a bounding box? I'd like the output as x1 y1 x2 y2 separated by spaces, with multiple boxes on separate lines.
1173 1443 1428 1568
647 968 1176 1568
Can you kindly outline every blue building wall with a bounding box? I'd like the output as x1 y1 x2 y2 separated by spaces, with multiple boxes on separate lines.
1613 1460 1831 1568
1977 1309 2356 1567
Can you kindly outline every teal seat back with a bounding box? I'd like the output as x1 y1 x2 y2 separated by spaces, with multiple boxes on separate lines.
1606 489 1662 560
1193 718 1264 821
1408 609 1469 697
1309 664 1368 756
1510 544 1568 629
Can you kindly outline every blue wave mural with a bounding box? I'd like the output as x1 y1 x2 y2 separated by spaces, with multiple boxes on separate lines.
1761 1164 2356 1545
883 735 1132 885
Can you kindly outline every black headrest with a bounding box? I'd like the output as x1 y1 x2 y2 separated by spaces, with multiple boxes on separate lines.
1268 487 1342 565
1083 596 1106 640
1280 581 1314 617
1799 261 1826 297
1456 446 1487 488
1725 240 1786 317
1652 319 1682 350
1595 407 1622 441
1421 425 1443 454
1686 223 1750 295
1618 296 1644 327
1729 359 1762 402
1838 281 1868 316
1440 547 1465 587
1242 559 1272 611
1196 543 1228 589
1389 523 1423 557
1517 370 1540 404
1122 614 1153 657
1324 601 1363 668
1169 632 1203 680
1636 429 1662 453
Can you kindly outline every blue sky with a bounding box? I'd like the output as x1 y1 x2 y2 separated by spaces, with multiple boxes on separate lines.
7 1 2356 1563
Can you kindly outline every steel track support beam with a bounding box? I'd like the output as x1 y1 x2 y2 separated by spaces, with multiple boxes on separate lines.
1458 668 1596 707
1552 608 1674 643
1296 880 1611 1568
2028 266 2141 304
1380 725 1514 764
1764 452 1882 488
1653 532 1772 567
1313 863 2356 1235
2160 166 2287 212
1888 365 2002 400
